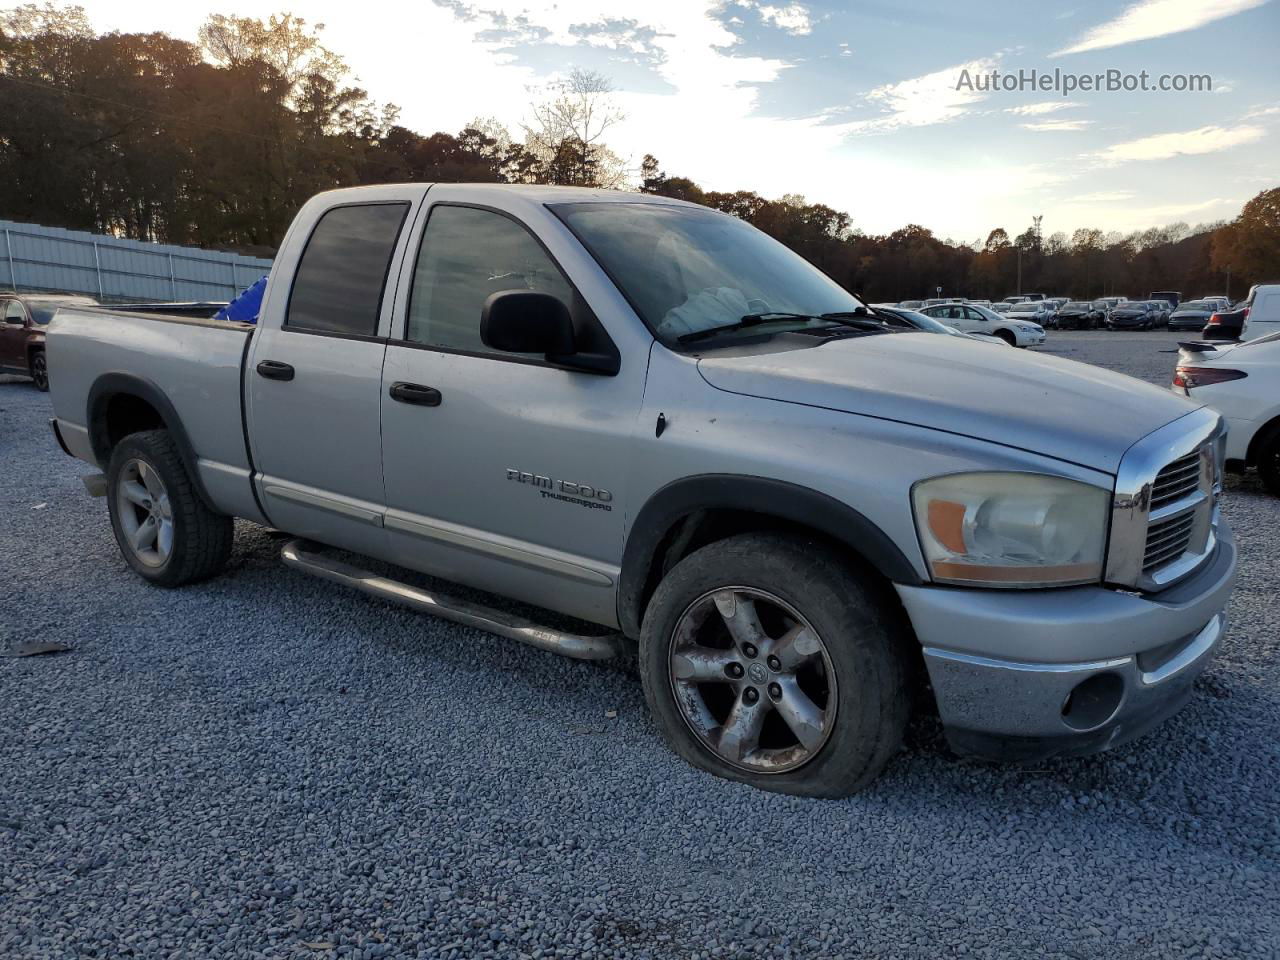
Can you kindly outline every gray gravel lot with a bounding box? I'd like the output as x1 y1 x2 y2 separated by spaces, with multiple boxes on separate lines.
2 330 1278 959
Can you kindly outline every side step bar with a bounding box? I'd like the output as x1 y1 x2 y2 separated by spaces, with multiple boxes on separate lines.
280 539 625 661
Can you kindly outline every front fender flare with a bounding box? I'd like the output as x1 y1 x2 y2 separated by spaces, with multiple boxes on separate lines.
617 474 924 637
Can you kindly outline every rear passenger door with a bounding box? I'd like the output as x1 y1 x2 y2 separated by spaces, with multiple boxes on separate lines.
246 187 424 556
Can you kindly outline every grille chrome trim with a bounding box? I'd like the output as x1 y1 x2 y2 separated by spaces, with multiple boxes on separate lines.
1106 408 1223 592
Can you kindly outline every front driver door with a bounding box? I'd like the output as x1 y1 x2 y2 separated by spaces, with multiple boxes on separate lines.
378 193 648 626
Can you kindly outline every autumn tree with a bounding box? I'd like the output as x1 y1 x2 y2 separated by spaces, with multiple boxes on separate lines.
524 69 626 187
1212 188 1280 292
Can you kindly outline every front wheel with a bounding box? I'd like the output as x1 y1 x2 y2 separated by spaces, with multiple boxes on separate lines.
106 430 233 586
30 350 48 391
639 533 909 797
994 329 1017 346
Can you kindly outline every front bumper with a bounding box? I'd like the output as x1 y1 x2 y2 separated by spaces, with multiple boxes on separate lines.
895 522 1236 762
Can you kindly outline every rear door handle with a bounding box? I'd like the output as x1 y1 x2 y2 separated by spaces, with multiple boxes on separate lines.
256 360 295 381
389 382 442 407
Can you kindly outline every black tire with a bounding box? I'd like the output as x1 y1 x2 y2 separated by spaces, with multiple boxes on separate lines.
30 350 48 391
1256 428 1280 497
639 532 910 797
994 328 1016 346
106 430 233 586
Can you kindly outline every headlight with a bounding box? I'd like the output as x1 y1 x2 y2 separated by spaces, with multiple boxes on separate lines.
911 473 1109 588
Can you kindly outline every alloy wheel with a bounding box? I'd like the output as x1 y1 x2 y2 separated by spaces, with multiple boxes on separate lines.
668 587 837 774
115 458 175 568
30 353 48 390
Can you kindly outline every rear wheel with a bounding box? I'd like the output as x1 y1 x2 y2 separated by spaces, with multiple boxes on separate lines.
639 533 909 797
29 350 48 391
106 430 233 586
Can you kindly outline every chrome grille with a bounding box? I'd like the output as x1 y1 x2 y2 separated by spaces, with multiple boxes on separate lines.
1105 408 1222 592
1149 453 1201 510
1143 511 1196 572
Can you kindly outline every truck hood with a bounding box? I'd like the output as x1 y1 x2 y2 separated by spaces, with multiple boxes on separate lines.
696 334 1202 474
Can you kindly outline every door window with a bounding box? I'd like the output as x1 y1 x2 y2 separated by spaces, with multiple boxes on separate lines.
286 203 409 337
406 205 574 355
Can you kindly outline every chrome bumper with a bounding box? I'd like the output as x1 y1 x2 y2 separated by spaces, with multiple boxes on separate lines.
896 522 1236 760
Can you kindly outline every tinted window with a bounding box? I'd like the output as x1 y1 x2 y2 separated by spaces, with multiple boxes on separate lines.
287 203 408 336
406 205 573 355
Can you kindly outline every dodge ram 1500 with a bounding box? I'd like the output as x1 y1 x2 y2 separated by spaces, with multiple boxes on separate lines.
47 183 1236 796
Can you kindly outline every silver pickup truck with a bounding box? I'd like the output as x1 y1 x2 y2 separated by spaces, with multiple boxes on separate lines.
47 183 1237 796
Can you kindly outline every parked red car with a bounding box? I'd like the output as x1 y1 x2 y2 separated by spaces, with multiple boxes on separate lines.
0 293 96 390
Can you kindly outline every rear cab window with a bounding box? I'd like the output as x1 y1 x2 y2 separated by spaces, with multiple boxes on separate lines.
286 203 410 337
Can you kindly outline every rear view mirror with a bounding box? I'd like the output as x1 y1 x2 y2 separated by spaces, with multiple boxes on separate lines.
480 290 575 355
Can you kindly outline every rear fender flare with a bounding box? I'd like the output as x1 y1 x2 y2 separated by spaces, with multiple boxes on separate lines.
86 372 218 512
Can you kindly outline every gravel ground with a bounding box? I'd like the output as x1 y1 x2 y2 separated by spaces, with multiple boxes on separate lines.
2 330 1278 959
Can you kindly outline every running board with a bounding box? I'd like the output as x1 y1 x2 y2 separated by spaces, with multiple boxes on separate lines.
280 539 624 661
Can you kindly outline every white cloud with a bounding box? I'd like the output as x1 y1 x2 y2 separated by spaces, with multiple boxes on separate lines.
844 57 1001 133
1007 100 1083 116
1053 0 1270 57
1087 123 1266 165
756 3 813 35
1068 191 1137 203
1056 195 1239 228
1022 119 1093 131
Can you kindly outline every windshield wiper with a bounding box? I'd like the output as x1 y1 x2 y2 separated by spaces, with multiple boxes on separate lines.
677 310 885 344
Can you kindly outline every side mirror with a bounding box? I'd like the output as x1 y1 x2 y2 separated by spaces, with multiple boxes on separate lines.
481 290 575 355
480 290 620 375
4 315 24 326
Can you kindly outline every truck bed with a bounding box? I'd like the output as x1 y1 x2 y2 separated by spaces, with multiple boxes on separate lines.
47 307 263 522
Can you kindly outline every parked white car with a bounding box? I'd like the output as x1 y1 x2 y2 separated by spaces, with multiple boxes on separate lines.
871 305 1006 345
1173 333 1280 494
919 302 1045 347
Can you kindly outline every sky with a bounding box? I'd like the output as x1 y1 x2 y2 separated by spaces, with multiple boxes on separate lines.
79 0 1279 242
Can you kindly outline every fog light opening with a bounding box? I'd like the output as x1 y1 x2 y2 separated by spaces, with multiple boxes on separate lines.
1061 672 1124 732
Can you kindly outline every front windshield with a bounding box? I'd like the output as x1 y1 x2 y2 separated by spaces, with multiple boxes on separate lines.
551 202 862 346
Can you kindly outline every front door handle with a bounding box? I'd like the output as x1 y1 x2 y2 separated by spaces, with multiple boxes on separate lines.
389 382 442 407
256 360 295 381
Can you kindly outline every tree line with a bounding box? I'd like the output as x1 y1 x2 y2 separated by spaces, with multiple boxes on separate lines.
1 5 1275 300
